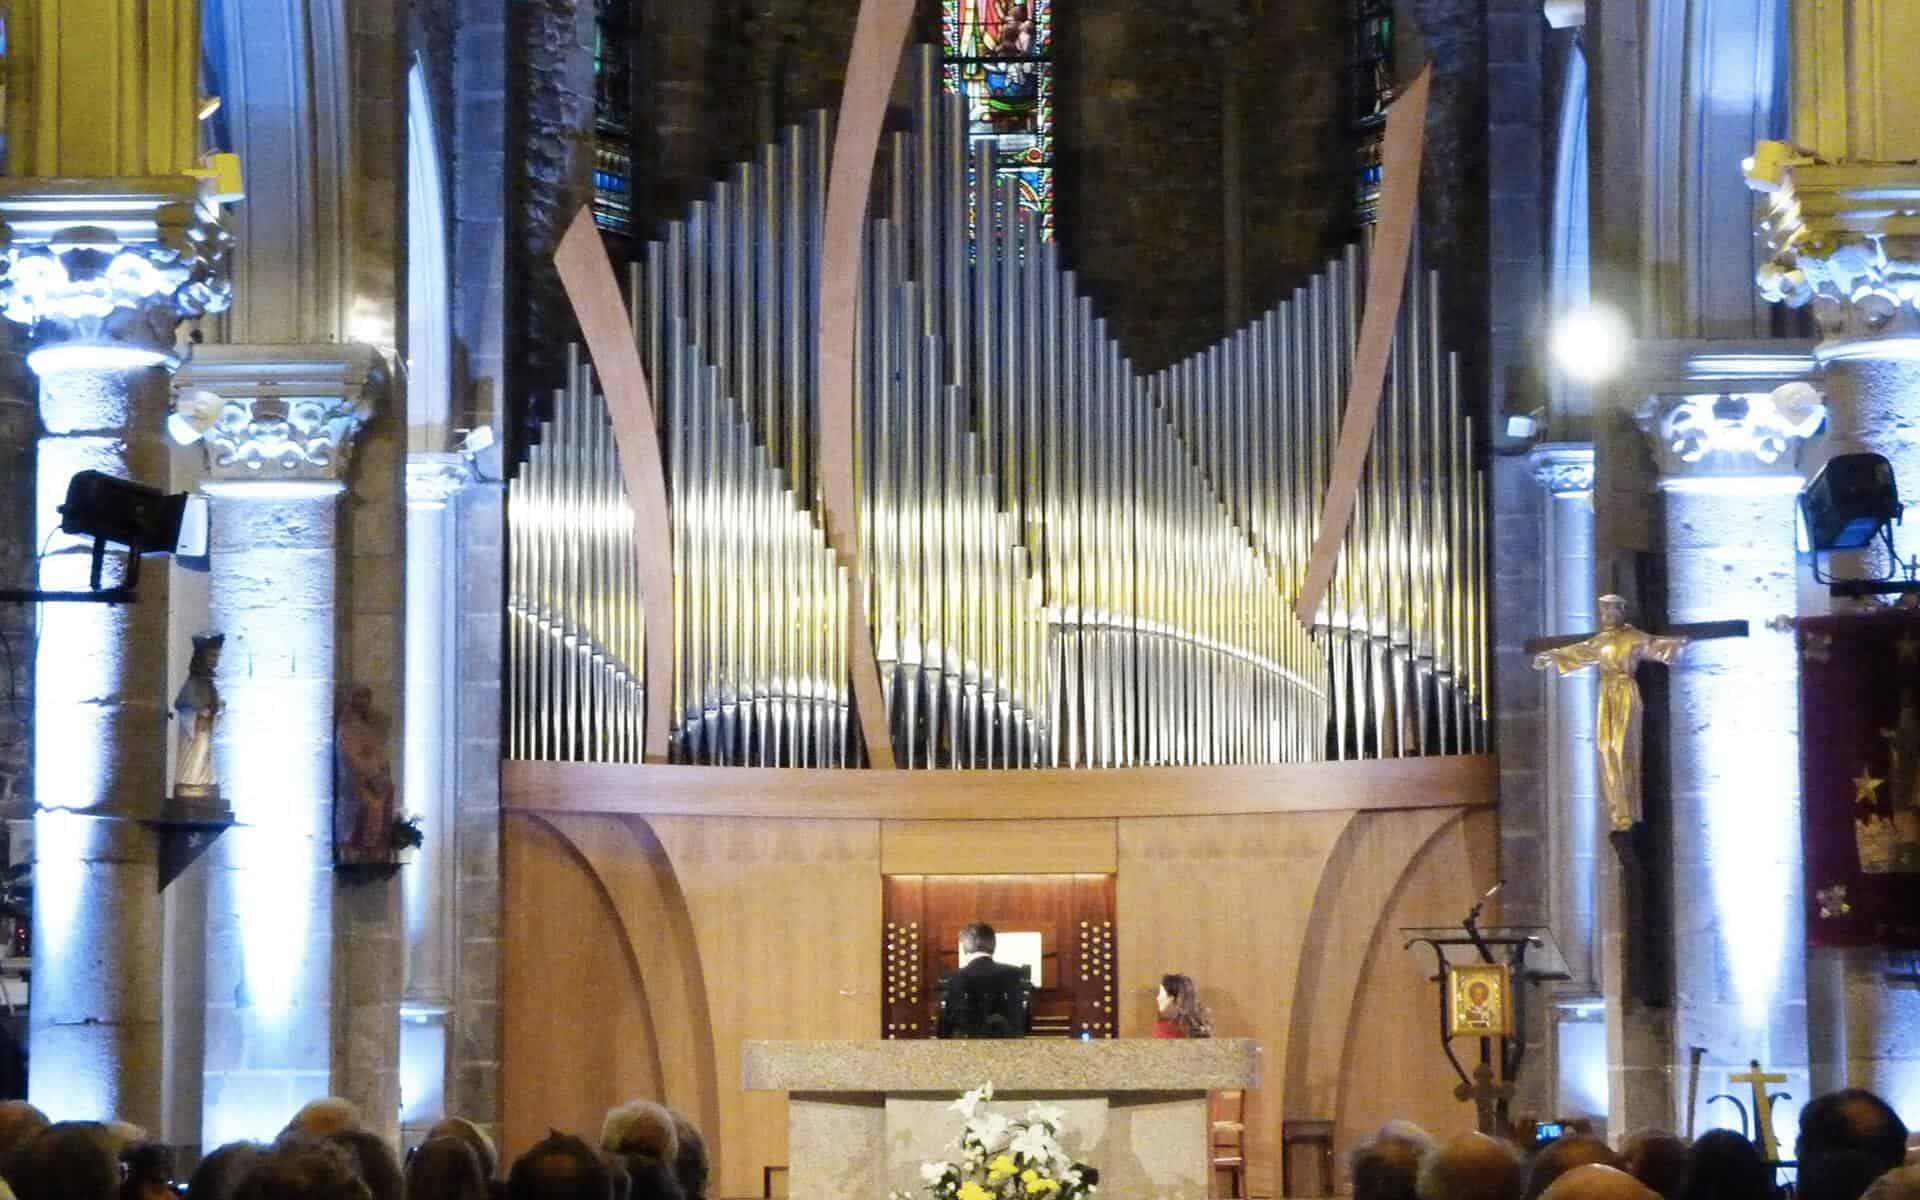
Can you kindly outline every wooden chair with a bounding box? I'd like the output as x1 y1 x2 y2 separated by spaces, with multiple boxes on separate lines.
1210 1089 1246 1198
1280 1118 1336 1198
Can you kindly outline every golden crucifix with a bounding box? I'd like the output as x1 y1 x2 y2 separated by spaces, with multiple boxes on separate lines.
1526 595 1747 832
1728 1059 1788 1161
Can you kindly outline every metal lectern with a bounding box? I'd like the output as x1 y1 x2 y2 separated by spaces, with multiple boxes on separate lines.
1404 893 1569 1136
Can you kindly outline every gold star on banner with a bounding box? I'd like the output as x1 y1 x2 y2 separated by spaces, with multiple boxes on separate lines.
1853 767 1885 804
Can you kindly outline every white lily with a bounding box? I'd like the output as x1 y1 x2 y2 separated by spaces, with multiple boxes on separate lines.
977 1111 1013 1153
1009 1122 1056 1165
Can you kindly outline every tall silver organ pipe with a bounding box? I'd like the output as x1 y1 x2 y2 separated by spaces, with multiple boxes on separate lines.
508 45 1488 767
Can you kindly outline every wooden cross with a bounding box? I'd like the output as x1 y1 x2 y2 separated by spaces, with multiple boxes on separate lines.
1522 618 1749 657
1728 1059 1789 1161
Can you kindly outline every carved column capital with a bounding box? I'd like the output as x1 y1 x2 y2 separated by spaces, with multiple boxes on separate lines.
173 344 387 486
1528 442 1595 497
0 179 233 372
1747 150 1920 357
1634 387 1826 489
406 453 469 508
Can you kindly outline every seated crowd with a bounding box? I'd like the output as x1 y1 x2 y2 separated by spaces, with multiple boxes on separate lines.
0 1094 707 1200
1351 1088 1917 1200
0 1084 1909 1200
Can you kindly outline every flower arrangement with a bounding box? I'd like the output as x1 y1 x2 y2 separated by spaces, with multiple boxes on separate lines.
893 1084 1099 1200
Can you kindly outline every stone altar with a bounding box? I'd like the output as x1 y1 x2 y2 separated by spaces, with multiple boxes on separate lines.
742 1039 1260 1200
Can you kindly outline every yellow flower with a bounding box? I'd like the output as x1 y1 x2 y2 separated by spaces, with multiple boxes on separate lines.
959 1182 994 1200
988 1157 1018 1183
1021 1170 1040 1187
1026 1177 1060 1196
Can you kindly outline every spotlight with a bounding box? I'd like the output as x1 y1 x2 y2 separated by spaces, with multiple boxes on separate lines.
60 471 208 558
458 426 496 458
0 472 210 604
1799 454 1899 553
1550 305 1631 384
1798 454 1920 596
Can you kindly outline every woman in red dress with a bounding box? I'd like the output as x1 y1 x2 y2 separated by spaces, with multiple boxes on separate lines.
1151 973 1212 1038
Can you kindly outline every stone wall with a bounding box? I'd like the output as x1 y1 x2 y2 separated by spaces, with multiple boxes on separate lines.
0 342 32 820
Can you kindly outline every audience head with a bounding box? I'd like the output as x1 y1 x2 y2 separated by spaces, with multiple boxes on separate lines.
1799 1090 1911 1178
665 1109 708 1200
1352 1122 1436 1200
1540 1165 1659 1200
188 1141 270 1200
1679 1129 1773 1200
282 1097 363 1142
1863 1168 1920 1200
1796 1150 1886 1200
510 1132 615 1200
1620 1132 1692 1200
234 1138 374 1200
1417 1132 1526 1200
959 922 996 956
428 1117 500 1180
329 1129 405 1200
119 1140 178 1200
407 1135 490 1200
6 1121 120 1200
0 1103 48 1161
1524 1135 1622 1200
601 1100 679 1168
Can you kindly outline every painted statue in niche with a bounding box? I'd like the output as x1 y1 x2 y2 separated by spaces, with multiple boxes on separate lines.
333 685 398 864
171 633 225 808
1531 594 1688 832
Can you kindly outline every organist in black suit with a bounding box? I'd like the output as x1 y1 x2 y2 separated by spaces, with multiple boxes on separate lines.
937 922 1032 1038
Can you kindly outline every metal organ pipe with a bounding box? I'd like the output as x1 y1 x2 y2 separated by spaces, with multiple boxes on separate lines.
507 44 1488 768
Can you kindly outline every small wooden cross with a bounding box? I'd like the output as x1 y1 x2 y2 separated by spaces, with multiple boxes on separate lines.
1728 1059 1789 1161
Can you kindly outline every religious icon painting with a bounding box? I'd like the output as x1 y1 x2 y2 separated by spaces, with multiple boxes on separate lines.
1445 963 1513 1039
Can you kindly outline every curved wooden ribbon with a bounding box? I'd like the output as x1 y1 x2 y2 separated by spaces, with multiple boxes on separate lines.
557 207 678 763
1294 65 1433 628
816 0 917 768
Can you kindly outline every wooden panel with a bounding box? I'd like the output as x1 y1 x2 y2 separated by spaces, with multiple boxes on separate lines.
505 755 1497 820
1294 65 1431 625
502 812 665 1158
554 210 676 761
1284 807 1456 1124
549 815 723 1156
1336 808 1500 1160
647 817 883 1199
1117 811 1358 1199
815 0 916 767
881 820 1118 874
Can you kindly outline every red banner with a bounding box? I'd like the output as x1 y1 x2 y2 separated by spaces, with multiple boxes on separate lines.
1800 609 1920 947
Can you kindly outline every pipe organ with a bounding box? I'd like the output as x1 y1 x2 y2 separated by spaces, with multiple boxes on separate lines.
508 46 1488 768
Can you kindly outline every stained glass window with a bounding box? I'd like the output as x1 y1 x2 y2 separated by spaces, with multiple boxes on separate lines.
592 0 636 238
1350 0 1393 227
942 0 1054 240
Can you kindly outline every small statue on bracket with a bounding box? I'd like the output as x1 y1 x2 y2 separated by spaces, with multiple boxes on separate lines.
333 684 399 866
171 633 225 811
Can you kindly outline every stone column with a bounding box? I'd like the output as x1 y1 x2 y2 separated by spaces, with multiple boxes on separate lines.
1531 444 1600 992
170 345 381 1145
398 454 465 1140
0 185 231 1126
1637 387 1821 1139
1747 7 1920 1106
